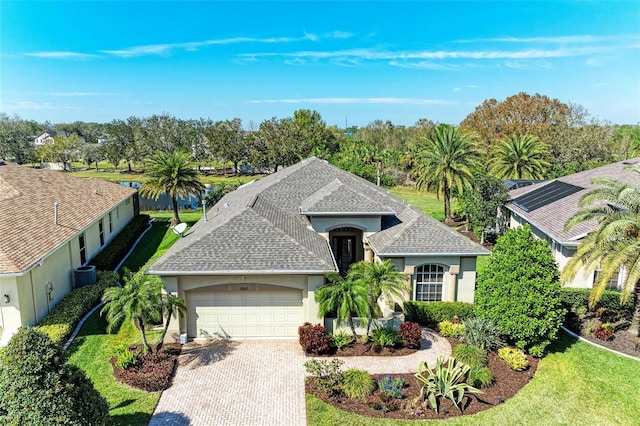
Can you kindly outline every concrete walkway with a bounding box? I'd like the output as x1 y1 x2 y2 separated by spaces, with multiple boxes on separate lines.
149 328 450 426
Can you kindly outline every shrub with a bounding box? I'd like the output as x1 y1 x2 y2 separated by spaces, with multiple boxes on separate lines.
451 344 487 368
0 328 111 425
304 359 344 398
593 323 614 341
559 287 636 320
468 366 495 389
377 375 408 399
367 394 402 412
404 301 475 328
498 347 529 371
332 331 354 350
461 317 505 352
370 327 403 348
112 345 179 392
438 320 466 338
414 356 482 414
528 340 550 358
298 323 332 355
475 226 566 350
91 214 150 271
340 369 376 399
110 344 141 370
399 321 422 349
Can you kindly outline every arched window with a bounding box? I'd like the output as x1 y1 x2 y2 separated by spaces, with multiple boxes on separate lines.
415 264 445 302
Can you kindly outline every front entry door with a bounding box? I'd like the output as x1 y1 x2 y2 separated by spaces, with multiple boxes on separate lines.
332 236 356 276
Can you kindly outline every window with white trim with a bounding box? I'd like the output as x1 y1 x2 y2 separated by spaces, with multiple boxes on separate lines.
415 264 445 302
593 269 620 290
99 219 105 247
79 233 87 264
108 212 113 233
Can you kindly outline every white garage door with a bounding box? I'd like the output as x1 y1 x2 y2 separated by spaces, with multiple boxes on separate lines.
187 290 303 339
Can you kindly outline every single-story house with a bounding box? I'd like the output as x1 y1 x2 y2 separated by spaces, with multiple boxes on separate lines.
505 158 640 290
148 157 489 340
32 130 69 146
0 161 138 346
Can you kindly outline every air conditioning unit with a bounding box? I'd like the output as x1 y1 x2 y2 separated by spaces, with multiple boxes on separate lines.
75 265 97 287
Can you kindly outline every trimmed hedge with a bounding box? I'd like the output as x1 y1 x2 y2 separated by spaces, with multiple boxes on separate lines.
90 214 150 271
559 287 636 320
36 271 119 346
403 301 475 328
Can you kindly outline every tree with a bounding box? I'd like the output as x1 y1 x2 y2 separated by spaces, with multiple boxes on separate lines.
0 327 111 425
315 272 371 340
562 170 640 334
0 113 38 164
156 293 187 352
347 260 408 334
414 124 482 224
101 270 163 354
140 151 205 226
36 132 84 170
460 173 509 244
490 134 551 179
475 225 566 352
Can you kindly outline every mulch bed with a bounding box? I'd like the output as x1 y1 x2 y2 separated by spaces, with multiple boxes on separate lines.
306 341 538 420
110 343 181 392
309 341 418 357
564 313 640 359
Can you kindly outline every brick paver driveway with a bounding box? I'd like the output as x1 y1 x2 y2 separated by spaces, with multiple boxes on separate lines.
149 340 306 426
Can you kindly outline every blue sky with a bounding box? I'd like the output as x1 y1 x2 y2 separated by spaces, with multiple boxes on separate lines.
1 1 639 127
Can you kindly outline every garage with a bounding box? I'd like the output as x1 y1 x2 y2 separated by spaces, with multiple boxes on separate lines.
187 288 304 339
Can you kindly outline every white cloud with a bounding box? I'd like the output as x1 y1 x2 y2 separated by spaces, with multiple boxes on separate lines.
248 97 454 105
44 92 117 97
457 34 640 44
24 51 98 59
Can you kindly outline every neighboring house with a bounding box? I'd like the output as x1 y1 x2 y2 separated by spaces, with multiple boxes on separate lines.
148 157 489 340
505 158 640 290
33 130 69 146
0 161 138 346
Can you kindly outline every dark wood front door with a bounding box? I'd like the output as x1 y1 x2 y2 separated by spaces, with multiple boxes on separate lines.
332 236 356 276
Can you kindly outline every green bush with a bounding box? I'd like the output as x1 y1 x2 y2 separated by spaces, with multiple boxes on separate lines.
332 331 354 350
461 317 505 352
451 344 487 368
35 271 119 346
403 301 475 328
110 344 141 370
91 214 150 271
304 359 344 398
528 340 550 358
438 320 466 338
559 287 635 320
0 328 112 425
468 366 495 389
370 327 403 348
475 226 566 349
498 347 529 371
340 369 376 399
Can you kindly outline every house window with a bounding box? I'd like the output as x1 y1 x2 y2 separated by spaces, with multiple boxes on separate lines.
99 220 105 247
108 212 113 233
116 206 120 220
79 233 87 264
415 264 445 302
594 269 620 290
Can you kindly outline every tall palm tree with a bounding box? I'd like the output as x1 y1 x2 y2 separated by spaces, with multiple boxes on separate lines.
315 272 371 340
156 293 187 352
347 260 409 334
414 124 481 224
101 270 163 353
490 134 550 180
140 151 205 226
562 169 640 334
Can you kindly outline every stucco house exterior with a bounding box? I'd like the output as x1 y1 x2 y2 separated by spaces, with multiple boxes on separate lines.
149 157 489 340
0 161 137 346
505 158 640 290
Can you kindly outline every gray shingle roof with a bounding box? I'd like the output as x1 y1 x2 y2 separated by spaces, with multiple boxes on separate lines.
148 157 489 275
505 158 640 244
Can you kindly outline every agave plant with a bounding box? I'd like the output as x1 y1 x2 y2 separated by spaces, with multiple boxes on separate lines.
414 356 482 413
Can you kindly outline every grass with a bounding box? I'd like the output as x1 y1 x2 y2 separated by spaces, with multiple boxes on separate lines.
388 186 450 221
118 221 181 273
306 331 640 425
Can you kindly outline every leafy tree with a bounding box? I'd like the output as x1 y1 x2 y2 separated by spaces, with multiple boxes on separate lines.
475 225 566 351
460 173 509 244
140 151 205 226
105 117 143 171
156 293 187 351
490 134 551 179
347 260 408 334
315 272 371 340
0 327 111 425
36 132 84 170
0 113 39 164
414 124 482 224
101 270 163 354
562 169 640 334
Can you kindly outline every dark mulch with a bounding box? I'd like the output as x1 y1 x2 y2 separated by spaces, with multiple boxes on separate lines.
306 347 538 420
308 341 418 357
564 313 640 359
110 344 181 392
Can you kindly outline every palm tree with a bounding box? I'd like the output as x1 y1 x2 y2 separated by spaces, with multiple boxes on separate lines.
101 270 163 353
156 293 187 352
562 169 640 335
414 124 481 224
315 272 371 340
347 260 409 334
490 134 550 180
140 151 205 226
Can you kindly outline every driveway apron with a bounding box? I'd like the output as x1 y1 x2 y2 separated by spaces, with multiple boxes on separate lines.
150 340 307 426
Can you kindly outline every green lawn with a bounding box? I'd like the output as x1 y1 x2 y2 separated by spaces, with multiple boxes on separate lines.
306 332 640 425
388 186 449 221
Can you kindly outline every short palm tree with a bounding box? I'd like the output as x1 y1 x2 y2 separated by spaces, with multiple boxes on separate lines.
414 124 481 224
101 270 163 353
315 272 371 340
562 169 640 334
490 134 550 180
156 293 187 352
140 151 205 226
347 260 409 334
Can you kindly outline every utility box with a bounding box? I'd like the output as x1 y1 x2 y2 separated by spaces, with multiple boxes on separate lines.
179 333 187 345
75 265 97 287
